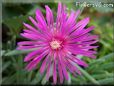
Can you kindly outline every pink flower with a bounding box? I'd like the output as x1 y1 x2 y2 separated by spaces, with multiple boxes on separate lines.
17 2 98 84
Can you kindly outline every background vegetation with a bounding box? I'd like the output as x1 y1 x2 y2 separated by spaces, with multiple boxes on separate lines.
1 1 114 85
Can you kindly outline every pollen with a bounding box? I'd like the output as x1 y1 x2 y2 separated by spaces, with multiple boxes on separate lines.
50 40 61 49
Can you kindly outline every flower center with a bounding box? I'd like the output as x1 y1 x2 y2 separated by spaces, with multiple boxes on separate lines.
50 40 61 49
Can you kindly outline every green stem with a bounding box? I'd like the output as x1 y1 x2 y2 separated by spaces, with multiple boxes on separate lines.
76 65 100 85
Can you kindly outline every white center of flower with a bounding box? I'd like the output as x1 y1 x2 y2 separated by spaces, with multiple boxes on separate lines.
50 40 61 49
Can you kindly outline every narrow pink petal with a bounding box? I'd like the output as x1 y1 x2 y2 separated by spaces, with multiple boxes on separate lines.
20 33 46 41
23 29 34 34
76 26 95 38
61 12 75 34
65 11 75 25
17 41 36 45
17 41 41 46
58 53 69 80
64 56 81 75
69 34 98 44
58 60 64 84
65 10 80 28
17 44 48 50
74 58 88 67
57 2 62 21
39 54 50 74
65 10 80 34
23 29 45 38
57 4 67 33
23 22 38 33
82 46 99 49
68 33 89 43
70 17 90 36
62 5 67 22
63 57 77 77
20 33 39 40
80 26 95 36
66 58 82 75
82 40 98 45
17 46 37 50
53 52 57 84
29 16 40 30
24 49 44 62
68 46 97 58
70 26 95 42
56 2 62 28
67 54 88 67
68 43 98 50
76 17 90 29
45 5 54 26
53 59 57 84
25 50 49 71
84 35 99 41
36 16 51 36
23 29 50 40
68 17 89 35
35 9 47 30
36 9 45 20
65 62 77 77
35 16 46 29
46 58 51 80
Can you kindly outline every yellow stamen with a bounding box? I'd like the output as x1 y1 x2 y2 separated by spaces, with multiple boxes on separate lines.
50 40 61 49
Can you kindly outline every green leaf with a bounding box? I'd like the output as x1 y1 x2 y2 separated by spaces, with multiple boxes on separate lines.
3 15 29 36
16 56 25 84
31 70 43 84
75 64 100 85
87 53 114 72
1 50 6 56
2 62 11 72
41 74 48 85
90 53 114 65
2 74 16 84
98 62 114 70
98 78 114 84
2 3 33 20
92 73 113 79
4 48 38 56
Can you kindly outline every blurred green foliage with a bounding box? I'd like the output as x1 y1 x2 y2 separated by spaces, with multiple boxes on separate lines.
2 1 114 85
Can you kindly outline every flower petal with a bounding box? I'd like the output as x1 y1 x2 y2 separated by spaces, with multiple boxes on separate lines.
70 17 90 36
58 53 69 80
17 41 38 46
24 49 44 62
39 54 50 74
67 54 88 67
17 46 38 50
20 33 46 41
25 50 49 71
68 46 97 58
23 22 39 33
45 5 54 26
46 58 52 81
53 59 57 84
28 16 40 30
58 60 64 84
35 9 47 29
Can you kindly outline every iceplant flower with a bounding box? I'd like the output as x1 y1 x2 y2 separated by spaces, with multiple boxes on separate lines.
17 2 98 84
